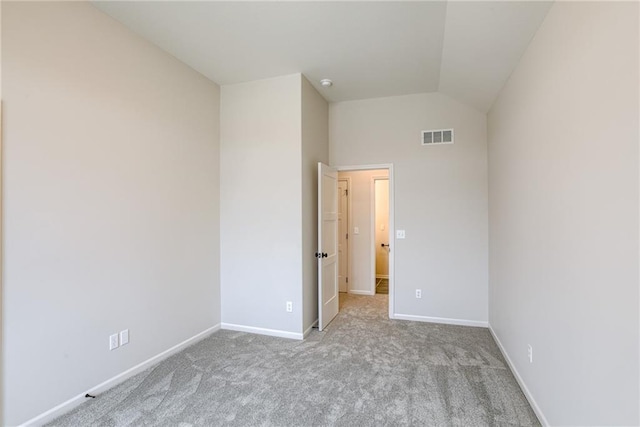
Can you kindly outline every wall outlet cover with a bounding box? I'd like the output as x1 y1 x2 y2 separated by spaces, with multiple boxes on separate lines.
109 334 119 351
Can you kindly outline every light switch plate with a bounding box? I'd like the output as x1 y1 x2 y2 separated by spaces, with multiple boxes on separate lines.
396 230 406 239
354 227 360 235
120 329 129 346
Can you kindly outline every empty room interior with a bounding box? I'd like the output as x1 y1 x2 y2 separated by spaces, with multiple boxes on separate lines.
1 1 639 426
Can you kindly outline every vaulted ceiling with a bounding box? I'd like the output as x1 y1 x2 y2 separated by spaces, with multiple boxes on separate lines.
93 1 552 112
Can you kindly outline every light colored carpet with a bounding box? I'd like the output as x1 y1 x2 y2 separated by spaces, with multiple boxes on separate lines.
49 294 539 426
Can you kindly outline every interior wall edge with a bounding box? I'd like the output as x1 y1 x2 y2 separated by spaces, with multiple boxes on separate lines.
303 319 319 339
488 325 548 427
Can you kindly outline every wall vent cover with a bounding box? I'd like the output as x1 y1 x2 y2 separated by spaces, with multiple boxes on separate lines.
422 129 454 146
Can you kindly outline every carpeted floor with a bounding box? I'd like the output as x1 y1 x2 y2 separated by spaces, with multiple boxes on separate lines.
49 294 539 426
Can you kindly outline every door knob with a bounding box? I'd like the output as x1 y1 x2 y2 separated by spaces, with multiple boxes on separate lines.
322 253 328 258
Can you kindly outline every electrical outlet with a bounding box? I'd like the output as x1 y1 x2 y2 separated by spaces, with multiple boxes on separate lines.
416 289 422 299
120 329 129 346
527 344 533 363
286 301 293 312
109 334 119 351
397 230 406 239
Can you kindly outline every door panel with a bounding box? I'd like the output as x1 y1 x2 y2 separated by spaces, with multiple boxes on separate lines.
318 162 339 331
322 262 337 303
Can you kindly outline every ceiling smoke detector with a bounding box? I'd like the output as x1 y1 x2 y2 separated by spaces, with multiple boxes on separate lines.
320 79 333 88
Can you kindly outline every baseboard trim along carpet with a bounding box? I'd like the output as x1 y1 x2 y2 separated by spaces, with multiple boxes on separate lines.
489 325 549 427
221 323 303 340
21 324 221 427
303 319 319 339
348 290 375 296
392 313 488 328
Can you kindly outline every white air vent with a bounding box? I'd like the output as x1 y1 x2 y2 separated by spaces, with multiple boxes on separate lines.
422 129 454 146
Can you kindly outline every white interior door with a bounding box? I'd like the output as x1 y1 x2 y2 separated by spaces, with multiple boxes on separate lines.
338 179 349 293
318 162 339 331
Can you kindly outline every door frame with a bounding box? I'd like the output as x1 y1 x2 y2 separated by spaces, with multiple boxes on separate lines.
338 177 351 293
335 163 395 319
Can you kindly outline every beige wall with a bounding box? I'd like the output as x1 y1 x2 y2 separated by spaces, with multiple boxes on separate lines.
338 169 388 295
220 74 328 337
375 179 389 278
2 2 221 425
301 76 329 332
331 93 488 324
0 1 3 419
220 74 304 336
488 2 639 425
0 62 3 427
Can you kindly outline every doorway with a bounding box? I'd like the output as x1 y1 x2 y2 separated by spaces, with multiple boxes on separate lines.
334 165 394 318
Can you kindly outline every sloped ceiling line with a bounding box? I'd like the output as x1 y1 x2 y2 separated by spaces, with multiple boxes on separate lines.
93 1 552 112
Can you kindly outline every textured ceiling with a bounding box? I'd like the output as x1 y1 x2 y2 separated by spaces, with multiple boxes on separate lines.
94 1 553 112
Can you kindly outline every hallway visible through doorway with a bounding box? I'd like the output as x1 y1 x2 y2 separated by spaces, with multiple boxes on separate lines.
335 168 391 299
374 177 389 293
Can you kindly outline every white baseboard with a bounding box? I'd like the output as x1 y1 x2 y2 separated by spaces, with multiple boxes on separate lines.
21 324 221 427
221 323 303 340
489 326 548 427
393 313 488 328
375 275 389 279
348 290 375 296
303 319 319 338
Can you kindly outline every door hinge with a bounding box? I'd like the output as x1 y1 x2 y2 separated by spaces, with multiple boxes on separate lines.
346 277 348 283
345 189 348 196
346 233 348 240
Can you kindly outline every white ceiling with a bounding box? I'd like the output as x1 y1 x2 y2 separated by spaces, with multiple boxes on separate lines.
94 1 552 112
